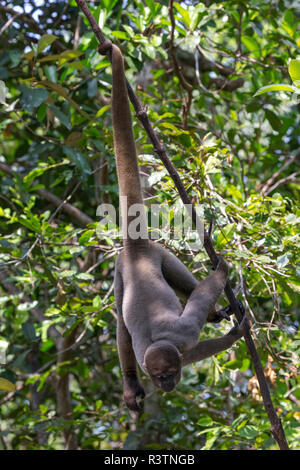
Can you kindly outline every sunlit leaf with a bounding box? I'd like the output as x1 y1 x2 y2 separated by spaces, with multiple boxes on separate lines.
288 59 300 84
37 34 57 54
0 378 15 392
241 36 260 59
254 84 295 96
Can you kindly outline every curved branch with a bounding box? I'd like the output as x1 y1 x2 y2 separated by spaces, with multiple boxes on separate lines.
259 150 300 195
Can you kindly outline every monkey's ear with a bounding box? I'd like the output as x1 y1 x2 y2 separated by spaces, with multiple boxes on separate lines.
142 362 148 372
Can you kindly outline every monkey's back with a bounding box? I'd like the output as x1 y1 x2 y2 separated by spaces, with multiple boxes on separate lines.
120 244 183 364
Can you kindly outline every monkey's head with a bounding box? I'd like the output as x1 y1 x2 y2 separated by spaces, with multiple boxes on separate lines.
143 341 182 392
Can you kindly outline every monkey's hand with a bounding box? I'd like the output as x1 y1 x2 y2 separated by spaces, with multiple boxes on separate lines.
209 299 245 323
227 316 250 340
123 375 145 412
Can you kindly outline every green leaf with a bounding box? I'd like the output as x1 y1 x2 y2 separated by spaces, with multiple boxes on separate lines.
37 34 57 54
48 103 71 130
96 105 110 118
174 2 191 27
9 50 22 68
19 215 41 233
58 269 77 279
144 0 157 16
78 230 94 245
288 59 300 84
264 109 282 132
101 0 118 12
201 429 222 450
254 84 295 96
237 425 259 439
240 358 251 372
111 31 129 40
197 416 213 426
217 223 236 246
76 273 94 280
22 322 37 342
284 10 294 26
93 295 102 308
24 165 49 188
95 400 103 410
13 349 31 368
0 378 15 392
87 78 98 98
282 11 295 37
45 65 57 83
122 25 135 38
19 85 49 113
241 36 260 59
63 145 91 179
223 359 241 370
37 102 47 122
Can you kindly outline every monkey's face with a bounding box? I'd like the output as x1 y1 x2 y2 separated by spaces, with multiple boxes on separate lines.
151 369 181 392
144 346 182 392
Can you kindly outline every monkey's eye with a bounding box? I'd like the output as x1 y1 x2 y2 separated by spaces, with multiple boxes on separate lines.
157 375 171 381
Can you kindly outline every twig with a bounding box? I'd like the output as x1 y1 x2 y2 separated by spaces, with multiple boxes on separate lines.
74 13 82 49
75 0 290 450
53 329 79 450
0 11 20 35
264 172 299 196
259 150 300 195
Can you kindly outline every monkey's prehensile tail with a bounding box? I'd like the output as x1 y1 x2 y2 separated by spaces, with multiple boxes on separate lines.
111 45 148 247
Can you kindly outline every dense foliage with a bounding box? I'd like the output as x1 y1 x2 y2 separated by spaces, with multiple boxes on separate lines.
0 0 299 450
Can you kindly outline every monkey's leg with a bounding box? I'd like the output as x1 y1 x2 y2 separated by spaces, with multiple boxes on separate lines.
114 265 145 411
161 246 198 296
180 256 229 330
182 317 249 366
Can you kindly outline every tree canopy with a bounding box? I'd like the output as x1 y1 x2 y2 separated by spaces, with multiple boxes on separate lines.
0 0 299 450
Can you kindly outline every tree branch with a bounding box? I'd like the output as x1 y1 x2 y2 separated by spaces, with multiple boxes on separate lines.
259 150 300 195
52 329 79 450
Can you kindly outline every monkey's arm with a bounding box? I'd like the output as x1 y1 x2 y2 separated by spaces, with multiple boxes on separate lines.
114 261 145 411
161 248 232 322
182 318 248 366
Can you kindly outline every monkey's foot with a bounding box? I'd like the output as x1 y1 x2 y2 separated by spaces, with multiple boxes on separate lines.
208 299 245 323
